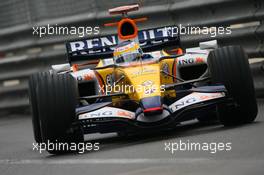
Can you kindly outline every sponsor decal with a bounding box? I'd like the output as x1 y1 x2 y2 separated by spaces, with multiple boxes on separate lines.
169 92 225 112
106 74 114 86
117 111 134 118
177 56 206 66
141 80 157 95
141 80 153 87
161 63 170 73
79 107 135 120
72 69 95 82
144 86 157 95
67 26 179 54
177 58 195 66
77 74 94 81
84 74 93 80
196 57 205 63
162 62 171 80
131 68 157 77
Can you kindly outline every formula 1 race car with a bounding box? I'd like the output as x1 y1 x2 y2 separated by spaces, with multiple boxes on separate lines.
29 4 258 154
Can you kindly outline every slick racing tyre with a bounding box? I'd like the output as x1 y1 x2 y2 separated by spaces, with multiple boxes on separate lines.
29 73 43 143
36 72 83 154
208 46 258 126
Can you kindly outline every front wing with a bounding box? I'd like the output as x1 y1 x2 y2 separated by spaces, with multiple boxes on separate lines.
76 85 228 134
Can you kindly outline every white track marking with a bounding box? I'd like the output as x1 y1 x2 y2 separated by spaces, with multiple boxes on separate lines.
0 158 209 165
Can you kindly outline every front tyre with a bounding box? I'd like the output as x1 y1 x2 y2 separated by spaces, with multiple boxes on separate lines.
36 72 83 154
208 46 258 126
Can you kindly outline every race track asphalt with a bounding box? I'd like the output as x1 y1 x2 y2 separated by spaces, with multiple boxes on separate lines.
0 99 263 175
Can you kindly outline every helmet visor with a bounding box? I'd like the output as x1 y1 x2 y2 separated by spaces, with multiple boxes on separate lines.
115 52 141 64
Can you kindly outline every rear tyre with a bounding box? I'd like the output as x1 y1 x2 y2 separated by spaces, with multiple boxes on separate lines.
208 46 258 126
36 72 83 154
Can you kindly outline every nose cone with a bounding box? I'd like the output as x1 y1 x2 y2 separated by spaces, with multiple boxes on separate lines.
122 63 164 115
140 96 163 116
124 64 162 100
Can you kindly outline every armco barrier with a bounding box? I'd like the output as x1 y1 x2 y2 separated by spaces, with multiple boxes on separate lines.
0 0 264 56
0 0 263 111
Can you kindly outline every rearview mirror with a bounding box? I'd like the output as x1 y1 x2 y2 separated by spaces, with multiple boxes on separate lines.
199 40 218 50
51 63 71 73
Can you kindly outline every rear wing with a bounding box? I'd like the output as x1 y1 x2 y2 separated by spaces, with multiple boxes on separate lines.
66 26 180 64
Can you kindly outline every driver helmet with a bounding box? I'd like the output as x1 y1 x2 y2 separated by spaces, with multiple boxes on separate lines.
113 41 143 64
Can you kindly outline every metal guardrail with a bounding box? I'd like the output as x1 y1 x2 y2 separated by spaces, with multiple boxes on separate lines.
1 0 264 55
0 0 264 111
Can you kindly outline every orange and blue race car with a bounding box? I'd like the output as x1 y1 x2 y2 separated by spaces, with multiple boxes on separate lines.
29 4 258 154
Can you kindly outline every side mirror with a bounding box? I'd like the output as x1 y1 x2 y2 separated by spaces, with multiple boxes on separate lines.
199 40 218 50
51 63 71 73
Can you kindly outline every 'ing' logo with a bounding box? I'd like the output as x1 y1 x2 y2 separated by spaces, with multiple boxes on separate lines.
90 111 112 117
171 97 197 112
178 58 195 66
